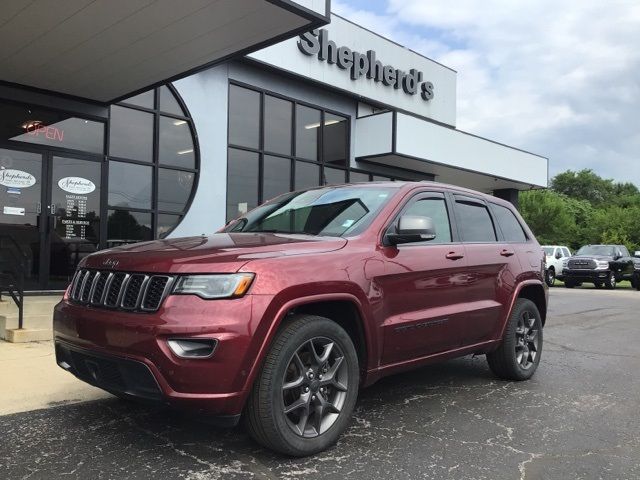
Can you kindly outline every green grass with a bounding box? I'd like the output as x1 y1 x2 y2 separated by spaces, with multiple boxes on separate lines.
551 279 636 290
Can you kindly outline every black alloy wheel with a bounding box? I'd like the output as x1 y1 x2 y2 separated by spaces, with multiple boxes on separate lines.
281 337 348 437
487 298 543 381
245 315 359 456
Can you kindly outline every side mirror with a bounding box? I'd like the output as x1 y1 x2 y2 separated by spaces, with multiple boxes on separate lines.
386 215 436 245
555 252 562 259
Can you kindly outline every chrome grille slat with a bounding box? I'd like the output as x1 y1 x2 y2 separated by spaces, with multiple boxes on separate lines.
69 269 173 312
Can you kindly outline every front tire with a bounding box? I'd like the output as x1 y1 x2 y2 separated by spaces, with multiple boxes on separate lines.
486 298 543 381
604 272 616 289
244 315 359 456
564 279 575 288
545 268 556 287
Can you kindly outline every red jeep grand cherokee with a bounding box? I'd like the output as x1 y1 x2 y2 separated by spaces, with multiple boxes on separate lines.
54 182 547 456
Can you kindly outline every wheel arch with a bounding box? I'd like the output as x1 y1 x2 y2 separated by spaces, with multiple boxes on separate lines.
243 293 374 399
516 282 548 326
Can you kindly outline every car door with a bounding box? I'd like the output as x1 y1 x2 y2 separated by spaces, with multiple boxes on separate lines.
377 191 471 364
453 197 519 346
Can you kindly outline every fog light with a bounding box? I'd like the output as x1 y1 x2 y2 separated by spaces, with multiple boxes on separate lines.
167 338 217 359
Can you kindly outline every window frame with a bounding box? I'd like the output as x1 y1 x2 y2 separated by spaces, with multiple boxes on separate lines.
382 190 458 247
225 81 425 223
452 194 499 244
488 201 529 243
107 84 200 242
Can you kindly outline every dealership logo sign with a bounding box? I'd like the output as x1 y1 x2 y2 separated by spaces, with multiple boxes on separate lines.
0 169 36 188
297 29 434 101
58 176 96 194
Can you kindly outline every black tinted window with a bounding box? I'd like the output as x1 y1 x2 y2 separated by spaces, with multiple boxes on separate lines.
492 204 527 242
403 197 452 244
455 201 496 242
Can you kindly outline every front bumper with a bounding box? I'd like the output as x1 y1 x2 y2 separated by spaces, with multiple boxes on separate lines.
562 269 611 283
53 293 275 417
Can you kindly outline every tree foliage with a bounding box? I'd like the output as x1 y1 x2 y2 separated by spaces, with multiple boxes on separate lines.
520 169 640 253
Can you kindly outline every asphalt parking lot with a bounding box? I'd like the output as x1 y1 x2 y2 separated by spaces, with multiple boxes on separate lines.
1 288 639 480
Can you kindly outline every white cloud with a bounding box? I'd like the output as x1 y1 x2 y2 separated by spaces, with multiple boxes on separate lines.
334 0 640 185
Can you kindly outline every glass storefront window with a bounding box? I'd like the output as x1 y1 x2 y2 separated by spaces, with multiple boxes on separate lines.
109 106 153 162
349 171 370 183
264 95 292 155
158 168 194 212
324 167 347 185
295 105 320 161
229 86 260 149
159 86 183 115
122 90 154 109
263 155 291 201
227 148 259 221
159 116 195 168
1 100 104 154
108 161 152 209
323 113 348 166
295 161 320 190
107 209 152 246
157 213 181 238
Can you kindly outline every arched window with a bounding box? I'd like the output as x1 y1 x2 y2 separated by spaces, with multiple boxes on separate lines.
107 85 198 245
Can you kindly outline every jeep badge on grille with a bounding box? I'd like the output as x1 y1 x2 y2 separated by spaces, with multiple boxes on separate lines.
102 258 120 268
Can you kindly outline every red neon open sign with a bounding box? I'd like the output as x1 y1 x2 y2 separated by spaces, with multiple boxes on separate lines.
25 123 64 142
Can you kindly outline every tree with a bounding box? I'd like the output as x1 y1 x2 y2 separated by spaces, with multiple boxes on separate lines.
551 169 614 205
519 190 577 246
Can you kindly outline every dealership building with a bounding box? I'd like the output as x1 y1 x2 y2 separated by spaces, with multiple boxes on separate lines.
0 1 547 298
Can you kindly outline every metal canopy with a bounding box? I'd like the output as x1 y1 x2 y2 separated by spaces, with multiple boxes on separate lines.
0 0 329 103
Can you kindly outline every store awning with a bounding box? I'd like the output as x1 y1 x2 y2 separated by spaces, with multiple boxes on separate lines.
355 111 548 192
0 0 329 103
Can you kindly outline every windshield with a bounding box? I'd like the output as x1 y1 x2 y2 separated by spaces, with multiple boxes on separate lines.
224 186 398 237
543 247 555 256
576 245 615 256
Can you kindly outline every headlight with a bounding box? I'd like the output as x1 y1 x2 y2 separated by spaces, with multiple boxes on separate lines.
172 273 255 299
562 259 568 267
595 260 609 270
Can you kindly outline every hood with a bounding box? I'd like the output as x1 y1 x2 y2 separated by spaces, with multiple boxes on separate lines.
81 233 347 273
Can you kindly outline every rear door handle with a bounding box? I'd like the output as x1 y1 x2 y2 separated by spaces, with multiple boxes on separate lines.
500 249 515 257
446 251 464 260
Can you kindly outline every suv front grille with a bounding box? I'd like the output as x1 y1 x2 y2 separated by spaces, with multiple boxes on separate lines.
568 259 597 270
69 269 174 312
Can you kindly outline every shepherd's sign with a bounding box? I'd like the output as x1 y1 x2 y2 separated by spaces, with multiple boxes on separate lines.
298 29 435 101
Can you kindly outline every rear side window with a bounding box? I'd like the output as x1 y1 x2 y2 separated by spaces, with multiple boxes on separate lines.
492 204 527 242
403 197 452 244
455 200 497 242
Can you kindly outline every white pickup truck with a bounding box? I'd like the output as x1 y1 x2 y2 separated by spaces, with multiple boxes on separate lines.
542 245 572 286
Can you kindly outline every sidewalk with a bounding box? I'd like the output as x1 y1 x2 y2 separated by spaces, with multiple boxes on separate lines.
0 340 110 416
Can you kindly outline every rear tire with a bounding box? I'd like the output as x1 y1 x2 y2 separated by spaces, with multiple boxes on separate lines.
594 282 602 289
604 272 616 289
486 298 543 381
244 315 359 456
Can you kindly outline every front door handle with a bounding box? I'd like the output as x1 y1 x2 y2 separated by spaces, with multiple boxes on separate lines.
500 249 515 257
446 251 464 260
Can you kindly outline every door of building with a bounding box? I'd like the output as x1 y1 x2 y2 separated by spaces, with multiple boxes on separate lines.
0 147 44 290
0 147 103 290
45 154 102 290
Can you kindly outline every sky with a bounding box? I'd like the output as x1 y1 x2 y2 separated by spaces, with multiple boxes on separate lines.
333 0 640 186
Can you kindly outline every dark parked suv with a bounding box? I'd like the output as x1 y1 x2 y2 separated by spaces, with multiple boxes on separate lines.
54 182 548 456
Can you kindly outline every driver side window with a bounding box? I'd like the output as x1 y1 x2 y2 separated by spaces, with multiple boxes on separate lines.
403 197 452 244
